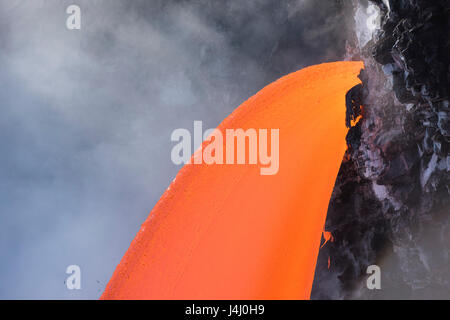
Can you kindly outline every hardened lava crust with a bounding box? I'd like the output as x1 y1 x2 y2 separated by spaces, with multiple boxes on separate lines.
312 0 450 299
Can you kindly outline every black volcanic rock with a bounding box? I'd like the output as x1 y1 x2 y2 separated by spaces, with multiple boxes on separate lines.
312 0 450 299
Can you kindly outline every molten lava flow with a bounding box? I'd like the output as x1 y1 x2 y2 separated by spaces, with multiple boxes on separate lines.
101 61 364 300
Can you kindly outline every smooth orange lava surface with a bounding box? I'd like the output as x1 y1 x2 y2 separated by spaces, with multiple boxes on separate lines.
101 61 364 300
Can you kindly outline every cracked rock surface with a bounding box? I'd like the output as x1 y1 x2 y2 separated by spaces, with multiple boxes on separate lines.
312 0 450 299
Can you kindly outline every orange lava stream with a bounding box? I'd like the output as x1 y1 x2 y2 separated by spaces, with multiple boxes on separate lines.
101 61 364 300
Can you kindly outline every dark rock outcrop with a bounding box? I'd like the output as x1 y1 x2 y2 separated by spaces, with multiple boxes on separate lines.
312 0 450 299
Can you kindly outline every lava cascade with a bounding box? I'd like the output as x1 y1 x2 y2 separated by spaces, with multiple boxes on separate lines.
101 61 363 300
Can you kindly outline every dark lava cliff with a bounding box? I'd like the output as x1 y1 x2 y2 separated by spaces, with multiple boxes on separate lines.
312 0 450 299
